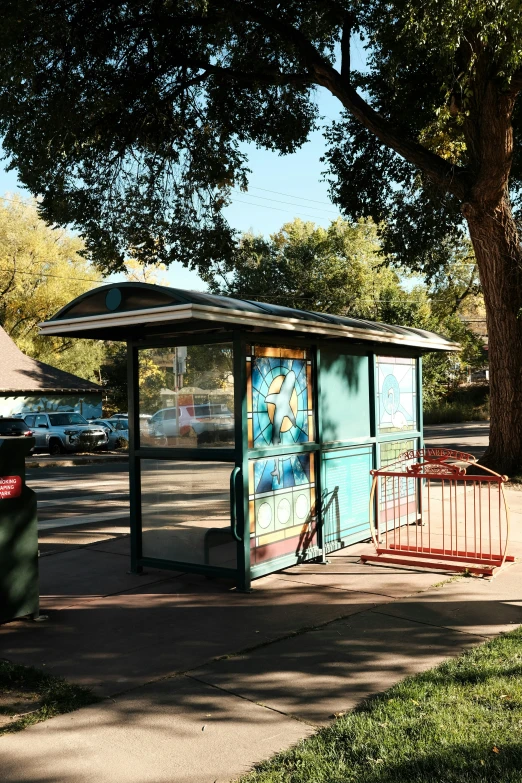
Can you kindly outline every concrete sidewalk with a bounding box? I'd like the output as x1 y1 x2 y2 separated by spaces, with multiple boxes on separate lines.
1 484 522 783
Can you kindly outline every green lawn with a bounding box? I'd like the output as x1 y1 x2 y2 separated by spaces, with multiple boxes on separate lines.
0 658 100 735
240 626 522 783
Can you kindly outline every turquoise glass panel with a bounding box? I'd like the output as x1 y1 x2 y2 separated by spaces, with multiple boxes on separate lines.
322 446 373 546
319 351 370 442
379 439 418 528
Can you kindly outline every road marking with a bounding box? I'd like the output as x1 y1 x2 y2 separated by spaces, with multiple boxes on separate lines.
38 509 130 530
28 479 129 490
37 492 128 508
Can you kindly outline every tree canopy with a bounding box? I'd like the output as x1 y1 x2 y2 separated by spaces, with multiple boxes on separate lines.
1 2 522 469
207 216 485 406
0 195 104 381
0 1 520 275
205 217 399 315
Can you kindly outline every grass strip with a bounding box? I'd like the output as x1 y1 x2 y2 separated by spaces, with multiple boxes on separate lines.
240 625 522 782
0 658 101 735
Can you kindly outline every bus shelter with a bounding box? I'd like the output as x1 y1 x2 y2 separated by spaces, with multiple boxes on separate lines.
40 283 459 591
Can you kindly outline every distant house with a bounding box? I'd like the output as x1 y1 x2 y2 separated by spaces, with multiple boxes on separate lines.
0 326 102 418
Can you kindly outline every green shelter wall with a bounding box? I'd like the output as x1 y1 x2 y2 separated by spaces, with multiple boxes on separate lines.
319 350 371 443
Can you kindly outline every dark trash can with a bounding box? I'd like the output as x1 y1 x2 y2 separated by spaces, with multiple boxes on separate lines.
0 437 39 623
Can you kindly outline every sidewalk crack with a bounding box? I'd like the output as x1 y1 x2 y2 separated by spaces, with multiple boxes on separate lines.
183 672 320 729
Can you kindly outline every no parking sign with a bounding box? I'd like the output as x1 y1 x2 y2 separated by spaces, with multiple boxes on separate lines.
0 476 22 499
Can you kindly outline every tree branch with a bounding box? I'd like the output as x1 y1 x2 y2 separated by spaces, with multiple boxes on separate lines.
184 3 472 200
183 59 312 87
0 255 16 297
449 265 481 315
340 14 353 82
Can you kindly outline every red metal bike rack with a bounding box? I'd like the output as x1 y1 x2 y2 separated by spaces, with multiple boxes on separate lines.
361 448 513 576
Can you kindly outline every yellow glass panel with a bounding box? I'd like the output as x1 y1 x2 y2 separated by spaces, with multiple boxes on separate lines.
249 500 256 534
258 530 286 546
246 361 253 413
284 522 312 539
253 345 305 359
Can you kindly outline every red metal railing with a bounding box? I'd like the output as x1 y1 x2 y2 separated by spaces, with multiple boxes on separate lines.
361 448 513 576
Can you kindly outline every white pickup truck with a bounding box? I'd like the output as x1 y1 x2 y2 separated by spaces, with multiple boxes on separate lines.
21 412 108 455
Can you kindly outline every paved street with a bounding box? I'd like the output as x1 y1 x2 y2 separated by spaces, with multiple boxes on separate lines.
28 462 130 555
28 462 129 528
424 420 490 460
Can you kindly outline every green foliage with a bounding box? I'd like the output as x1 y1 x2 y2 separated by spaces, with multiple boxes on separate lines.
0 2 519 277
207 217 484 406
0 1 325 273
206 217 401 315
424 382 490 425
0 2 519 285
240 624 522 783
100 343 128 416
324 2 522 272
0 195 104 382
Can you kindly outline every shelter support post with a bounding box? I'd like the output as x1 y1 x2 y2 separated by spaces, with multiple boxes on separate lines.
127 341 143 574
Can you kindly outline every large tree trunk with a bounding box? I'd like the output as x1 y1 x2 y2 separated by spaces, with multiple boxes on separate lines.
463 197 522 476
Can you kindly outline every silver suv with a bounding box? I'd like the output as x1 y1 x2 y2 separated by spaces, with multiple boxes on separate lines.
22 412 108 455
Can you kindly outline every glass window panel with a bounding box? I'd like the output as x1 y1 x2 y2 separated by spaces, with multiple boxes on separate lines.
246 345 314 449
141 460 237 569
379 439 418 528
248 453 317 566
139 343 234 448
376 356 417 434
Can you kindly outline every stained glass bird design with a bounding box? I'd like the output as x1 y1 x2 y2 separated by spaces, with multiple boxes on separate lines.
266 370 297 445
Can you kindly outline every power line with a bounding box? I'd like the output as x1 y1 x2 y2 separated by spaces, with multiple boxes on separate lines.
229 196 330 222
245 185 336 208
232 189 339 215
1 267 430 302
0 265 104 284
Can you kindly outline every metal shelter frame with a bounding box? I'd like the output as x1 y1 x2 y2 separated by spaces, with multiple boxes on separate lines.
40 283 460 591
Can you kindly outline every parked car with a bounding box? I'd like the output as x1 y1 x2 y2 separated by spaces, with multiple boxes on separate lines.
0 417 35 453
148 403 234 444
88 418 129 448
22 412 108 455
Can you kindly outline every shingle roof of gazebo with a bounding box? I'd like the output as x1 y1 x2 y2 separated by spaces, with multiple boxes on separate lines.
0 326 101 394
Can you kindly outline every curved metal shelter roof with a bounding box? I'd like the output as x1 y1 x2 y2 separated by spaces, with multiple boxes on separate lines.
39 282 460 352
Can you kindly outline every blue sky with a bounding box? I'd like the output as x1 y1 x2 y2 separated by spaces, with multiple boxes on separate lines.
0 38 369 292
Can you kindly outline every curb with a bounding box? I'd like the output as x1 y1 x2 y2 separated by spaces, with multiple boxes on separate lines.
26 454 129 469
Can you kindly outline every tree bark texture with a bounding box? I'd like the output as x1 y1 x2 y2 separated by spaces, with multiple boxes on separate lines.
464 197 522 475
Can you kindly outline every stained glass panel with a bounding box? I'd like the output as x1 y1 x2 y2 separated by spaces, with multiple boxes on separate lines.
246 345 314 448
248 453 317 565
379 439 418 528
377 356 417 434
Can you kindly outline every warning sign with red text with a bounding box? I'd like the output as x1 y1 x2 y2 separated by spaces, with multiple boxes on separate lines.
0 476 22 499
